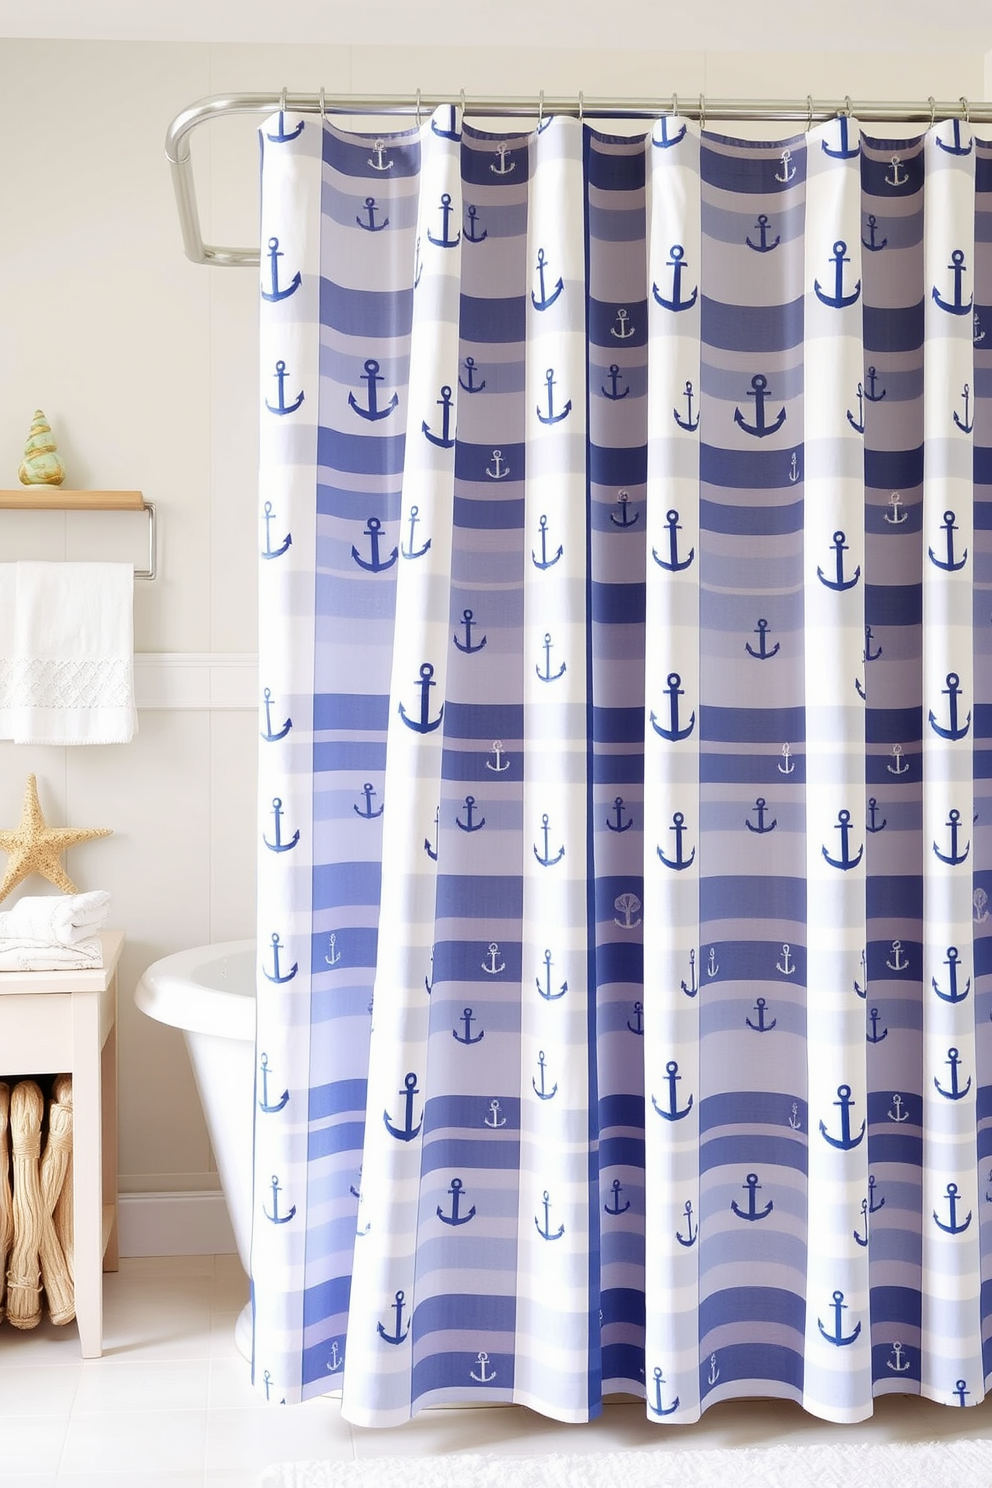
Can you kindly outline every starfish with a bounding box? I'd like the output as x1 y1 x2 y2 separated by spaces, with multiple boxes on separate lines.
0 775 111 902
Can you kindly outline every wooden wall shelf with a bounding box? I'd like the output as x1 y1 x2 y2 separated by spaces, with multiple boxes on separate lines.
0 491 156 579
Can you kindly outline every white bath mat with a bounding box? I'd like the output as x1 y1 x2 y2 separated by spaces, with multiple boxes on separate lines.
261 1438 992 1488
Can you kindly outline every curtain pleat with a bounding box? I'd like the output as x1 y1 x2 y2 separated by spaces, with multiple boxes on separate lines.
254 103 992 1425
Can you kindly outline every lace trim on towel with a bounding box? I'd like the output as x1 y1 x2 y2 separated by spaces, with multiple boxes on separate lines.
0 657 132 709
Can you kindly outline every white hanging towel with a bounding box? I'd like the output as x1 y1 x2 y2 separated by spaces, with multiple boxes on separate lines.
10 562 136 745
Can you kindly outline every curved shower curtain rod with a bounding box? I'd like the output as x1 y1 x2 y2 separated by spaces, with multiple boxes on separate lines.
166 89 989 268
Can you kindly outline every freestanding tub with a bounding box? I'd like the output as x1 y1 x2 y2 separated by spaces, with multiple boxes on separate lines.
134 940 256 1353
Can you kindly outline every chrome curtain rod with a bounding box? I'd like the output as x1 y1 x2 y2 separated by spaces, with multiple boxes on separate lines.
166 90 990 268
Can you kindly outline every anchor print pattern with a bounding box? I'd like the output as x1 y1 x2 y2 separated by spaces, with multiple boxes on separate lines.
253 106 992 1421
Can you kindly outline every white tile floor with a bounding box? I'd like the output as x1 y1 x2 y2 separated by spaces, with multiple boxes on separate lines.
1 1255 991 1487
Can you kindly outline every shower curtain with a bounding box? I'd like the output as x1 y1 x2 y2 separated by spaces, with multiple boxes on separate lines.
253 103 992 1426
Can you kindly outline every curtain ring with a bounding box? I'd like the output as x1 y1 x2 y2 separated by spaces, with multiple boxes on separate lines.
698 92 706 130
806 94 814 132
960 95 971 124
578 90 584 123
460 88 466 122
928 95 936 129
538 89 544 127
672 92 679 117
318 86 326 121
279 86 287 114
844 95 853 118
416 88 422 126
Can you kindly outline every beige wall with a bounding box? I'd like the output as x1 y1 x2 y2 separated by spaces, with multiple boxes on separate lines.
0 39 983 1199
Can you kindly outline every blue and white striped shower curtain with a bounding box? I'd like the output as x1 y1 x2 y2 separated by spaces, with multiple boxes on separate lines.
253 104 992 1425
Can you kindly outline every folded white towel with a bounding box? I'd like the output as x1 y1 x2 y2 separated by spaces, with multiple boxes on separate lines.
0 891 110 946
0 935 103 972
9 561 136 745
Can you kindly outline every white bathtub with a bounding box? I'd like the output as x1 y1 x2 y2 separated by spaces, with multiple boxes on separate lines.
134 941 256 1307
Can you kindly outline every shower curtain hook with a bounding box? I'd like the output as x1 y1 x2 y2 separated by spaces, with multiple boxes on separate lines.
416 88 422 126
318 86 326 121
460 88 466 121
279 86 287 115
960 95 971 124
671 92 679 117
844 95 853 118
538 89 544 127
928 96 936 129
806 94 814 132
578 90 584 123
698 92 706 130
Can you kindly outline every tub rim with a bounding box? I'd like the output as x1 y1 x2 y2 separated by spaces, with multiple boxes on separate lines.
134 938 256 1042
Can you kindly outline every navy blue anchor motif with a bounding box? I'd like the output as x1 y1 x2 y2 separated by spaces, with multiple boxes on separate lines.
604 1179 630 1216
264 1174 296 1224
954 1379 970 1406
933 809 969 865
934 1182 971 1234
534 813 565 866
954 383 974 433
532 1050 558 1101
820 1084 865 1149
263 797 299 853
746 215 780 252
817 1290 861 1346
377 1290 409 1345
261 688 291 741
675 1200 697 1246
934 1047 971 1101
453 1007 484 1044
261 502 291 559
735 375 786 437
823 116 860 158
814 241 861 308
653 115 687 149
864 366 886 403
400 506 431 561
652 1060 693 1121
536 632 566 682
261 237 301 301
398 663 443 733
653 245 698 312
455 795 485 832
862 214 888 252
265 360 304 416
658 812 695 870
936 119 972 155
263 932 297 984
534 1190 565 1241
531 248 564 311
258 1052 289 1113
427 193 460 248
532 513 563 569
352 516 398 572
866 797 886 833
536 949 567 1001
650 673 695 740
681 950 697 998
432 104 461 140
437 1178 476 1226
731 1173 773 1221
933 947 970 1004
610 491 637 526
847 383 865 434
267 111 304 143
867 1008 887 1044
746 997 776 1032
537 368 571 425
746 798 776 834
818 531 860 590
349 359 398 422
383 1073 423 1142
606 796 633 832
930 672 970 740
648 1367 680 1417
423 386 455 448
459 356 485 393
929 511 968 572
354 782 383 819
464 205 487 243
603 365 630 402
822 809 863 870
653 510 694 571
356 196 388 232
746 619 779 660
627 1000 644 1032
933 251 973 315
673 381 699 430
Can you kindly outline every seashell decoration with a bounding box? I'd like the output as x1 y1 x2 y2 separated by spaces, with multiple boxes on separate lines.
17 410 65 487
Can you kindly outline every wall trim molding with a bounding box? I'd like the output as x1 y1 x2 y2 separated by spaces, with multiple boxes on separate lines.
134 652 257 710
118 1189 239 1257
